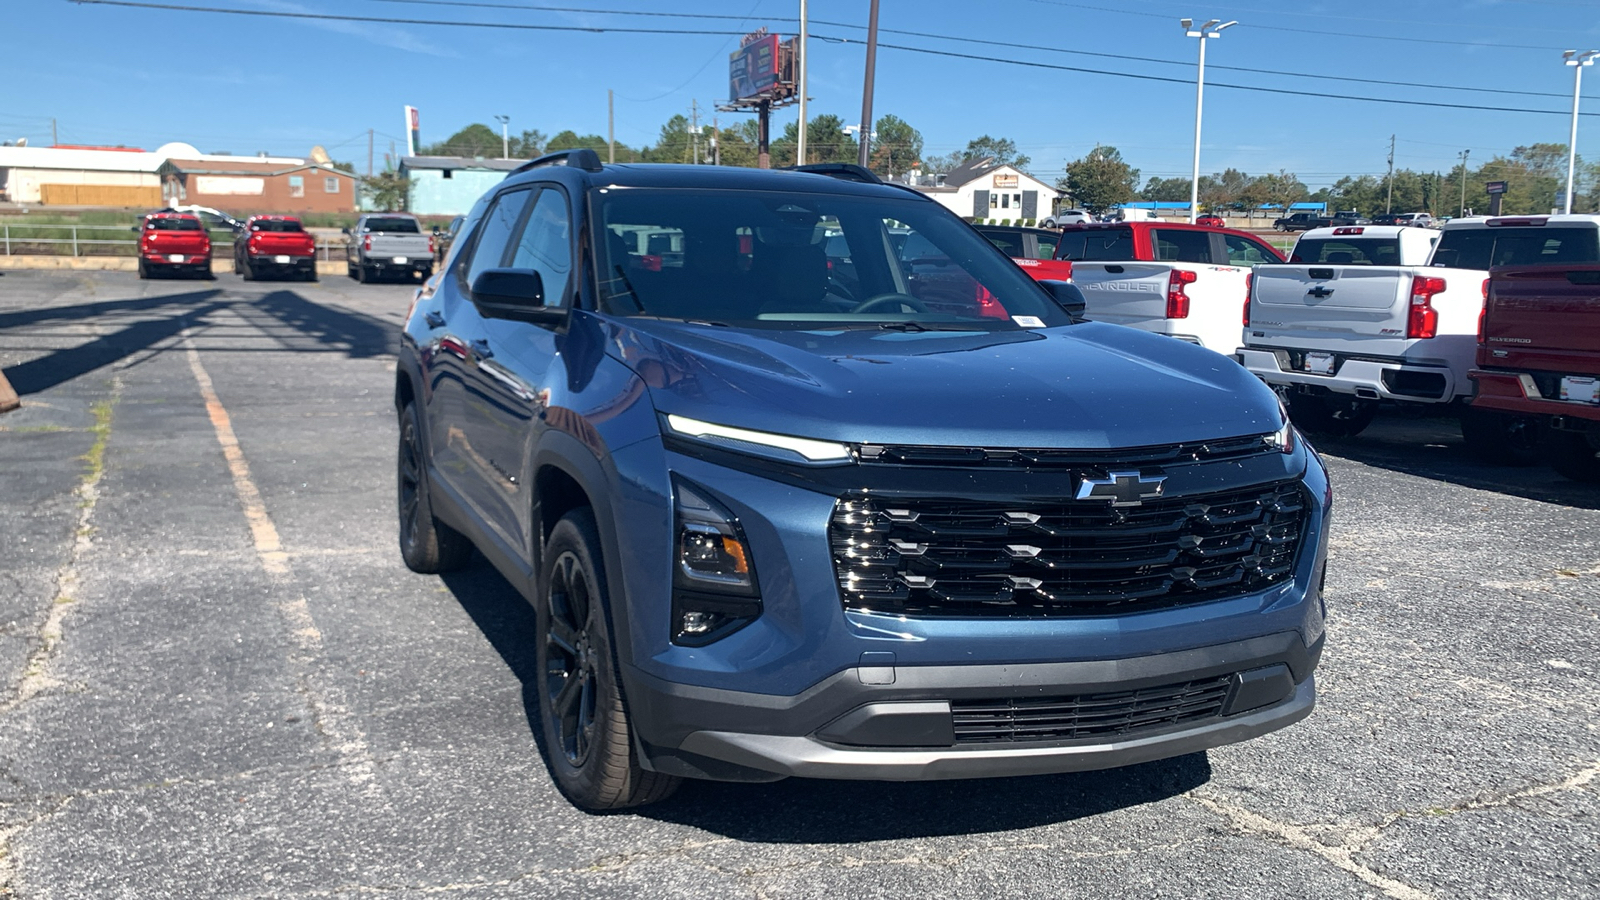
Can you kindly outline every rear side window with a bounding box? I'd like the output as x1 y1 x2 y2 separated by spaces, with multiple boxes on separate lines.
1224 234 1278 267
1034 234 1058 260
1431 227 1600 269
976 229 1025 258
1056 227 1134 261
365 216 421 233
1151 228 1212 263
1291 238 1401 266
463 189 533 289
147 217 201 231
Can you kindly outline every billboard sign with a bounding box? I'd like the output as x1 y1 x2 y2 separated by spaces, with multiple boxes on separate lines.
729 31 781 102
405 105 421 157
1485 180 1508 195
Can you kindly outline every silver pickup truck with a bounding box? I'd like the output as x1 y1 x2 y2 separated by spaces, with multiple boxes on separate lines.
344 213 434 283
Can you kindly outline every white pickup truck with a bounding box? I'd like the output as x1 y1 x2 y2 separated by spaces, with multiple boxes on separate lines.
1060 222 1284 354
1238 216 1600 457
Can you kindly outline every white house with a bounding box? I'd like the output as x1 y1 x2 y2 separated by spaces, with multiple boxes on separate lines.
895 157 1061 223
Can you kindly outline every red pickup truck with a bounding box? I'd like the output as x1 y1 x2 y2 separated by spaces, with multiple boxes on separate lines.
972 223 1076 282
234 215 318 281
1470 263 1600 482
136 212 212 279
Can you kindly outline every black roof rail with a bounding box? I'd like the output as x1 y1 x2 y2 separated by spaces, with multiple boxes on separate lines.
510 148 604 175
783 162 882 184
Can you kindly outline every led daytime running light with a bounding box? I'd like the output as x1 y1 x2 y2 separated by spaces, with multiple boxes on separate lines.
665 414 852 462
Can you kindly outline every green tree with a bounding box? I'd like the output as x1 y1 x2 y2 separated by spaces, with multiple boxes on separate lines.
1059 145 1139 215
1141 176 1191 202
510 129 547 158
422 123 501 157
869 114 923 176
360 171 409 211
1257 169 1308 216
641 114 711 164
963 135 1030 171
711 126 758 167
771 114 859 167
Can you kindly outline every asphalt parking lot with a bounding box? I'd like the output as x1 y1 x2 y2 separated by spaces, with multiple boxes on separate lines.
1 269 1597 899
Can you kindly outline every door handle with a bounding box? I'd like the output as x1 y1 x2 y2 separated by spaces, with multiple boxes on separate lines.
424 309 446 328
469 338 494 360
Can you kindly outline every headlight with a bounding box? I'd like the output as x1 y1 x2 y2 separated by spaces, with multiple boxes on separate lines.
663 414 852 464
671 477 762 645
1266 400 1296 454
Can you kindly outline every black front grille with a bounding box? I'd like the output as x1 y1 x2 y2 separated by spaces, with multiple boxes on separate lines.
829 480 1308 617
951 675 1233 744
856 434 1275 468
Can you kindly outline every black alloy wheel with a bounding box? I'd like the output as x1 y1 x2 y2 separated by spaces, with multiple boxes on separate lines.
544 549 599 768
1460 407 1541 466
536 510 680 810
396 402 472 573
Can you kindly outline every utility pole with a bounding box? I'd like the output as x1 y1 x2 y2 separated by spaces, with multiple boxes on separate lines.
857 0 881 168
367 129 374 177
712 115 720 166
1385 134 1396 214
689 99 701 164
608 89 615 164
50 118 57 146
797 0 808 165
1458 149 1471 217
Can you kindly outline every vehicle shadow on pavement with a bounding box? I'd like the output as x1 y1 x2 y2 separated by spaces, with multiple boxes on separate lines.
247 290 397 358
1308 414 1600 510
1 290 226 396
437 560 1214 840
643 753 1212 841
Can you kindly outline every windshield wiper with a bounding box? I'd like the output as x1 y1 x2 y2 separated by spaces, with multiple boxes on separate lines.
876 321 929 332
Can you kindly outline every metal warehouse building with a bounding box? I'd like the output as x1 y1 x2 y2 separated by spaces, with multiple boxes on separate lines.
0 143 170 206
400 156 524 217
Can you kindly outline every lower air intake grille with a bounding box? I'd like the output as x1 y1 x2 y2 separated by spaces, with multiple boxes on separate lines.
951 675 1234 744
829 480 1308 617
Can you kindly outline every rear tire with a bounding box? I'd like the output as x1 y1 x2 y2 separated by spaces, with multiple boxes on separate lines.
1288 393 1378 438
357 264 370 284
1460 407 1540 466
1544 429 1600 483
242 260 255 281
537 509 680 810
397 401 473 573
137 259 149 280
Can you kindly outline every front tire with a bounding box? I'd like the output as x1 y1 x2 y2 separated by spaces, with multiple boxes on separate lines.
1544 429 1600 483
1288 392 1378 438
537 509 680 810
397 401 473 573
1460 407 1540 466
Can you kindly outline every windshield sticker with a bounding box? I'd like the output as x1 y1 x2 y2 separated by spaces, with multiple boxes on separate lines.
1012 316 1046 328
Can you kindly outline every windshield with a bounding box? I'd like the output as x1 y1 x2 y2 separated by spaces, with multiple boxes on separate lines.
1431 227 1600 269
366 217 420 233
1054 227 1135 261
592 189 1072 329
1291 238 1405 266
251 220 304 233
147 217 201 231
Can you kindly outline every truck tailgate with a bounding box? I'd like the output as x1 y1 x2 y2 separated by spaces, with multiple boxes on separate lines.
1071 263 1175 328
250 232 315 256
367 234 431 258
1249 265 1416 356
1482 265 1600 372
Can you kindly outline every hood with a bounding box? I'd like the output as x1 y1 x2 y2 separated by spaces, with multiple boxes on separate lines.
603 317 1281 450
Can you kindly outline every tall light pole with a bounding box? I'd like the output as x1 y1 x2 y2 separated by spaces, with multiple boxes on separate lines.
857 0 881 169
1181 18 1236 224
797 0 808 166
493 114 510 159
1563 50 1599 214
1458 149 1471 217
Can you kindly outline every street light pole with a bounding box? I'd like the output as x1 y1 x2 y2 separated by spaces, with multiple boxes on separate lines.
1458 149 1471 217
494 114 510 159
1563 50 1599 214
1181 18 1237 224
797 0 808 166
857 0 881 170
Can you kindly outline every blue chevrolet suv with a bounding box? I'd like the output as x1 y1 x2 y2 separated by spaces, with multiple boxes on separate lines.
395 149 1330 810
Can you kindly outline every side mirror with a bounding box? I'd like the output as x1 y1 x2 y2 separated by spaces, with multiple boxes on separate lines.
340 226 351 235
471 268 566 326
130 225 141 233
1039 280 1088 321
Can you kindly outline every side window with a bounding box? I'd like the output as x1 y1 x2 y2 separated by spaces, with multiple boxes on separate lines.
1034 234 1058 260
508 189 573 306
1152 228 1212 263
463 188 533 291
1223 234 1271 267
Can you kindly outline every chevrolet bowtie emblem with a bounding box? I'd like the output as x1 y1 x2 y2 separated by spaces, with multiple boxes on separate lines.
1075 470 1168 507
1307 286 1335 298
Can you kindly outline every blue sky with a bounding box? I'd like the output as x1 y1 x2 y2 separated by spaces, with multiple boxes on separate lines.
7 0 1600 189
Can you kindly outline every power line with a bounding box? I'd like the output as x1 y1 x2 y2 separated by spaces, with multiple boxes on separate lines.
70 0 1600 118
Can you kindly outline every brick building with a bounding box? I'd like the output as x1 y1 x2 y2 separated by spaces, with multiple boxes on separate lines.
159 158 358 215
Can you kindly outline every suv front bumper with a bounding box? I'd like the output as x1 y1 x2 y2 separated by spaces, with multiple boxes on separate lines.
630 630 1320 782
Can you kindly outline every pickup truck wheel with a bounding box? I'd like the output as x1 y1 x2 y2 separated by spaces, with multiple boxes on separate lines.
1288 393 1377 438
1544 430 1600 483
241 261 255 281
537 509 680 810
357 264 370 284
137 259 149 280
1460 408 1540 466
397 402 473 573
